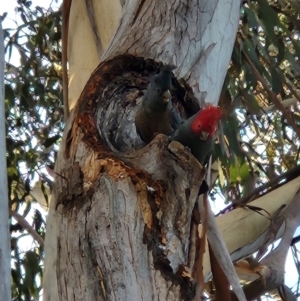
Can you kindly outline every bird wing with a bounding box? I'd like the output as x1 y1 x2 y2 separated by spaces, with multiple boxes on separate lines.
135 108 151 143
168 103 184 132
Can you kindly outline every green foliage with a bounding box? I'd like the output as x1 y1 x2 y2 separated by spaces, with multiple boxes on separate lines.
216 0 300 203
3 0 62 299
3 0 300 300
229 160 250 184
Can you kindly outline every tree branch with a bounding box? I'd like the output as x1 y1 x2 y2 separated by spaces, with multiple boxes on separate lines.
10 210 44 247
198 196 247 301
62 0 72 122
218 164 300 215
231 189 300 300
241 47 300 139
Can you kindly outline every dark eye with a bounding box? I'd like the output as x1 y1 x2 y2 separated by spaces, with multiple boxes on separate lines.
198 125 201 128
157 88 161 93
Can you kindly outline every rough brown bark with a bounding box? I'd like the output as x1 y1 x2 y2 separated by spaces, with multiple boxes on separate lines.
44 0 242 300
46 56 209 301
61 2 300 289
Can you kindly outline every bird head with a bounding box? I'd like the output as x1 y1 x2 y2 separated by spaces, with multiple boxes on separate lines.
191 105 223 139
151 65 176 102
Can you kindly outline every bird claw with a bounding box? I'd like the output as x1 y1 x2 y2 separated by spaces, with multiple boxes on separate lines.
184 146 192 153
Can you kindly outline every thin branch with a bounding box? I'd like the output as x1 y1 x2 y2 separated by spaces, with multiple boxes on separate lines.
10 209 44 247
194 195 208 301
263 97 298 114
241 48 300 139
291 234 300 246
230 190 300 301
283 81 300 104
198 196 247 301
62 0 72 122
257 189 300 288
217 165 300 215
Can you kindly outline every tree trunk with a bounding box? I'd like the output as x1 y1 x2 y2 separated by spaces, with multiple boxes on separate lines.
63 0 300 281
0 23 11 301
67 0 121 110
44 1 241 300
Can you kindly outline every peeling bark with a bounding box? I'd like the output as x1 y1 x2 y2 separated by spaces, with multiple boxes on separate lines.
45 0 243 300
229 189 300 300
103 0 240 105
44 56 209 301
67 0 240 109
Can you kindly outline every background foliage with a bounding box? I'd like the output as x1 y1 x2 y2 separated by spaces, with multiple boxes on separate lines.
215 0 300 204
2 0 300 300
3 0 62 299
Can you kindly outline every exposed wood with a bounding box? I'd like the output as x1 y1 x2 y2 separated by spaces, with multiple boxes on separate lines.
44 56 207 301
234 260 260 282
194 196 208 300
210 244 231 301
45 0 244 300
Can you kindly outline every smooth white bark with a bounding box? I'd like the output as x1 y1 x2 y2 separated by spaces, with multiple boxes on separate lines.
68 0 121 110
103 0 240 106
202 176 300 280
0 23 11 301
67 0 241 108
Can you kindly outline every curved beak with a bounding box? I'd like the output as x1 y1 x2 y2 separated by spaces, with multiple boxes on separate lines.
200 132 209 140
162 90 171 102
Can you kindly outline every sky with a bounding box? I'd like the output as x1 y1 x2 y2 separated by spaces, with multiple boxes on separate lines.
1 0 61 24
1 2 61 299
1 0 300 299
1 0 61 67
